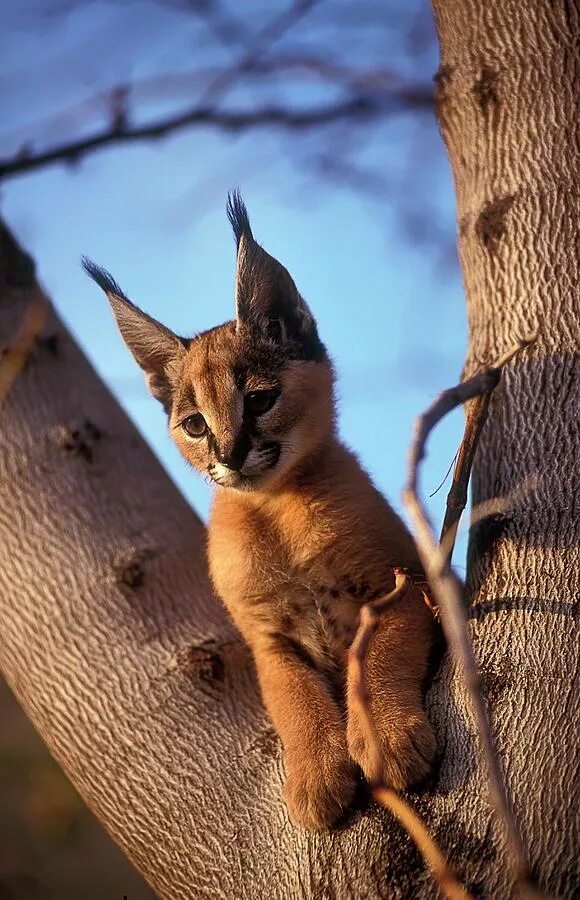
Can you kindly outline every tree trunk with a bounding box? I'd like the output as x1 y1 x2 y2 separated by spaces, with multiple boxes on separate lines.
429 0 579 896
0 1 577 896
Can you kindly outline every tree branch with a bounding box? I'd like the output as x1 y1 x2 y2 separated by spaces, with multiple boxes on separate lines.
0 92 433 180
0 1 434 185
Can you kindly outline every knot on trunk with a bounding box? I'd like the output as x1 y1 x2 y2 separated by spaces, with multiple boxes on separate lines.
476 195 515 253
480 658 512 712
57 418 103 463
175 643 224 683
114 547 155 590
473 65 499 115
433 64 454 127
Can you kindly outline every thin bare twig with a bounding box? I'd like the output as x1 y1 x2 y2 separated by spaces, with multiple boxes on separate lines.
429 447 460 498
438 475 539 568
197 0 319 106
439 335 540 566
0 69 431 182
0 96 404 180
373 787 470 900
1 56 431 145
403 330 542 895
439 394 490 567
348 570 472 900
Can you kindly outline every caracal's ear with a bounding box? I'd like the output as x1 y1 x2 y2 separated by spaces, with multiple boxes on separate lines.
82 259 187 411
227 190 325 361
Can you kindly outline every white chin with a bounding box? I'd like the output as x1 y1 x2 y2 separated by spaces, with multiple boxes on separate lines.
213 466 277 491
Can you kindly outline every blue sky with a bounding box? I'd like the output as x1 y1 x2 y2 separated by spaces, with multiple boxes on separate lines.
1 0 470 569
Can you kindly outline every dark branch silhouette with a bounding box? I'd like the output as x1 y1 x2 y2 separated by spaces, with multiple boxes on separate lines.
0 0 434 183
0 89 432 180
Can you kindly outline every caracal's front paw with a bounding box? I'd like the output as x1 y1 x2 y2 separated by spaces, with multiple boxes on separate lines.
347 710 436 790
283 746 358 830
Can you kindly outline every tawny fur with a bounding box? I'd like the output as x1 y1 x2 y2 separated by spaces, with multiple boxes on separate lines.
84 193 437 830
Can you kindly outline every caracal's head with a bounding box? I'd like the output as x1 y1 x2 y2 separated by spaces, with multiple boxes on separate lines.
83 192 335 492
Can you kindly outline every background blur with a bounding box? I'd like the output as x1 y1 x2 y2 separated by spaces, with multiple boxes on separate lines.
1 1 467 896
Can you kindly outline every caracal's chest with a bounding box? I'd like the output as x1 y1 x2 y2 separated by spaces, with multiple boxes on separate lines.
209 490 395 671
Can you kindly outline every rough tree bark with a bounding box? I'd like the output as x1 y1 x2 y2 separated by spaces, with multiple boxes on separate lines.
0 0 577 897
428 0 579 895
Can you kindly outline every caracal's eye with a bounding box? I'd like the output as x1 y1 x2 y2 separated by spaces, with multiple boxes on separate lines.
245 388 280 416
182 413 207 438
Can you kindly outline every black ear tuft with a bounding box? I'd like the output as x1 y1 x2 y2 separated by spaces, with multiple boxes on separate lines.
226 189 253 248
230 200 326 362
82 256 187 412
81 257 127 299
